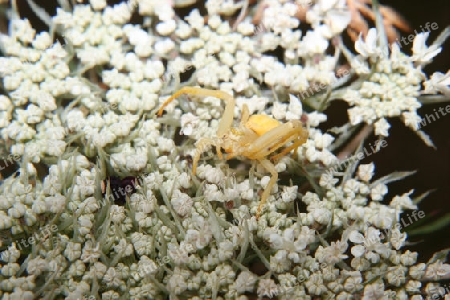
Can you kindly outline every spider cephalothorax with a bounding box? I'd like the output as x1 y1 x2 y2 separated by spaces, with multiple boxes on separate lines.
158 86 308 219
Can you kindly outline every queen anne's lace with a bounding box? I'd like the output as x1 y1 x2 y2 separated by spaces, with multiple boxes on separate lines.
0 0 449 299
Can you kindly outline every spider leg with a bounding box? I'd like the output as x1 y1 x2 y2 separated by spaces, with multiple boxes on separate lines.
240 104 250 126
225 152 238 161
193 137 218 174
157 86 193 116
270 130 308 161
245 121 305 160
256 159 278 219
256 132 299 159
216 144 223 159
157 86 236 137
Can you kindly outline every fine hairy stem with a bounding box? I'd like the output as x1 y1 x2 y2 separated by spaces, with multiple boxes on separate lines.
418 95 450 105
336 124 373 160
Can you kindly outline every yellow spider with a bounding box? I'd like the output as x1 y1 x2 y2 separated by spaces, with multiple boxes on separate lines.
157 87 308 219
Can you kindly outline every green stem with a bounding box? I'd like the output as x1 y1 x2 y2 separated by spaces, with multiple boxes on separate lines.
249 234 270 270
418 95 450 105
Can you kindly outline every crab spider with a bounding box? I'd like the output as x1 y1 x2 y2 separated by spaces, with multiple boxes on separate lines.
157 86 308 219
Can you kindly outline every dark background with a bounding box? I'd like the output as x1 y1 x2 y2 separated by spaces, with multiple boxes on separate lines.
357 0 450 260
321 0 450 260
3 0 450 260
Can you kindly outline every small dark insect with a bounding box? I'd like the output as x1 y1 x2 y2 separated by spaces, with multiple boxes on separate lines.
101 176 138 206
225 200 234 210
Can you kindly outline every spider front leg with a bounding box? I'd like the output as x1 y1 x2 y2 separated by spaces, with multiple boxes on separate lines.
192 137 221 174
256 158 278 219
157 86 236 137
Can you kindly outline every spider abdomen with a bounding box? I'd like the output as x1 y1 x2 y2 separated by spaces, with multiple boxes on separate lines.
246 115 281 136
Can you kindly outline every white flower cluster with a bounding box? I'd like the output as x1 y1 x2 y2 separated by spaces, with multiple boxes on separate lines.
0 0 449 299
344 28 446 137
0 25 89 162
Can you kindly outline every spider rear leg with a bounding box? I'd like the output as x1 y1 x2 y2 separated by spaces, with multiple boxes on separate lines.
256 158 278 220
270 131 308 162
245 121 306 160
240 104 250 126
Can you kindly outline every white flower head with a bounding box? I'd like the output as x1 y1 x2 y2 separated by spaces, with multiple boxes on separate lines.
349 227 390 263
45 193 66 213
280 186 298 203
299 30 329 56
391 227 408 250
271 101 287 120
374 118 391 137
390 189 417 211
425 261 450 280
324 7 351 35
355 28 381 59
171 190 193 217
185 9 204 30
257 278 279 299
319 172 339 189
180 112 200 135
0 1 449 298
313 132 334 149
370 184 388 201
270 249 291 272
167 268 188 295
262 2 299 34
423 71 450 96
402 111 422 131
370 205 396 229
90 0 106 11
233 271 257 293
412 32 442 65
307 111 327 127
156 20 176 36
286 94 303 120
357 163 374 182
81 241 101 263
